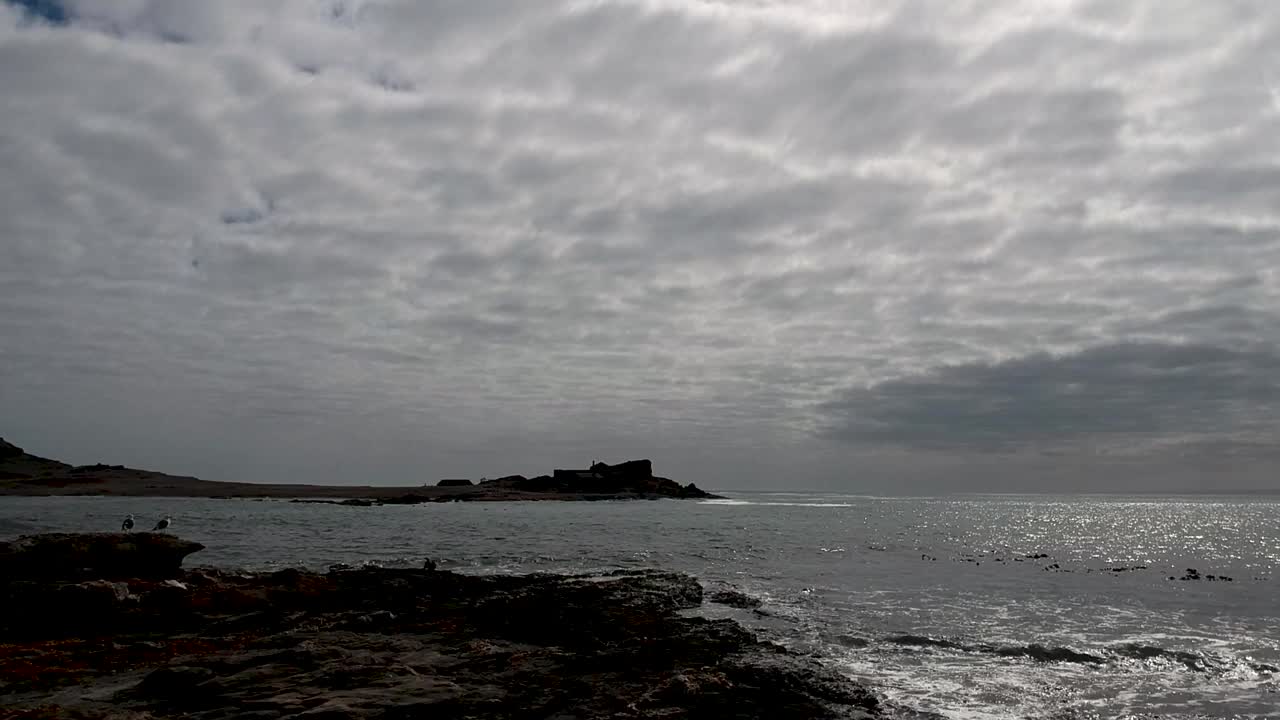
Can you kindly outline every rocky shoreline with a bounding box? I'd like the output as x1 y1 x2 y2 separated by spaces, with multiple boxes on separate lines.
1 533 897 719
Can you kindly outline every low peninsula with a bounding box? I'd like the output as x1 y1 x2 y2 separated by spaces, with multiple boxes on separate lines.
0 438 719 502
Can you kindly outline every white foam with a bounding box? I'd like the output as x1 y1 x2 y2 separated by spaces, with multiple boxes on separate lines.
700 499 855 507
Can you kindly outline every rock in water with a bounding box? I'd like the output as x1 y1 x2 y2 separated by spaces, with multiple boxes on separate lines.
709 588 764 609
0 532 204 579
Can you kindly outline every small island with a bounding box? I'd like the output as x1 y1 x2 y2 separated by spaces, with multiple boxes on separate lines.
0 438 720 502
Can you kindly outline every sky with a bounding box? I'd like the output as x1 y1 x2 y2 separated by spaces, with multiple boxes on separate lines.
1 0 1278 492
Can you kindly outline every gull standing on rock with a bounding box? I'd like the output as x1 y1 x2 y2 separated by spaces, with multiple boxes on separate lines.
121 514 134 532
153 516 171 532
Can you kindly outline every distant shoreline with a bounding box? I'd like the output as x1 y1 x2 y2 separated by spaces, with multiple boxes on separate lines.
0 475 692 502
0 438 719 502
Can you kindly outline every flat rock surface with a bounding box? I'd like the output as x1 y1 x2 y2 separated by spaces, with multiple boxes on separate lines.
0 532 205 580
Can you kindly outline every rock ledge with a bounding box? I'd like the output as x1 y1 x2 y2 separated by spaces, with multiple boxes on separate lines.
1 534 886 719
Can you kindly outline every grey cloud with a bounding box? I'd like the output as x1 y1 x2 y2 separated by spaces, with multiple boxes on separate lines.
3 1 1280 488
820 343 1280 455
1152 165 1280 210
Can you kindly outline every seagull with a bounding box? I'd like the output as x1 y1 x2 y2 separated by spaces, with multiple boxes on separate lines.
121 514 135 532
153 516 172 532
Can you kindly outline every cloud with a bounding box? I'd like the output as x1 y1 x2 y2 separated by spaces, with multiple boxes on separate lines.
819 342 1280 456
1 0 1278 489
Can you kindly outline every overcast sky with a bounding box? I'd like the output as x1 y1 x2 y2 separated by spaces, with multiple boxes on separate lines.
2 1 1278 492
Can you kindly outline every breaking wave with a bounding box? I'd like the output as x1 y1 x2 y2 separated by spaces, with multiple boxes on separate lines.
700 499 854 507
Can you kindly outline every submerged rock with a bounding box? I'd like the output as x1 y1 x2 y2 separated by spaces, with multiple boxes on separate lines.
710 588 764 609
995 643 1105 665
884 634 968 652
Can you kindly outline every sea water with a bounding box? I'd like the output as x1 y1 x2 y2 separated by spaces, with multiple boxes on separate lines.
2 492 1277 719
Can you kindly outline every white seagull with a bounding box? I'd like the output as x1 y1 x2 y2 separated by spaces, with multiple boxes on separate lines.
153 516 172 532
121 514 135 532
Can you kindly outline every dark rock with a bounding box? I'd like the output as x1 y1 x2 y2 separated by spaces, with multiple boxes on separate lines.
831 634 870 649
352 609 397 627
709 588 764 609
69 579 135 604
435 478 473 487
884 634 969 652
2 564 894 719
996 644 1105 665
519 460 721 498
0 532 204 579
135 665 218 698
1 579 141 637
1112 643 1208 671
680 481 715 498
0 437 23 458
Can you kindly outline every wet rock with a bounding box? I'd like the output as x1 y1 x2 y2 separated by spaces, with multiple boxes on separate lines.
1112 643 1208 671
831 634 870 649
884 634 968 652
1169 567 1234 582
3 563 890 719
135 665 218 699
352 610 397 627
996 644 1105 665
69 579 135 604
709 588 764 609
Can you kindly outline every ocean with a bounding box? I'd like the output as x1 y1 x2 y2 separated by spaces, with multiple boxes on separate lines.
2 492 1276 719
